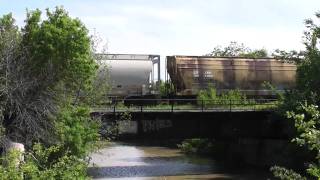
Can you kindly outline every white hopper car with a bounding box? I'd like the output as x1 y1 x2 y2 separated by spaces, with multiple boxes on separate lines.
99 54 160 97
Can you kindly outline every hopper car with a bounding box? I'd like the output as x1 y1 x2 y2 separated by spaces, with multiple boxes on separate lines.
99 54 160 98
166 56 297 98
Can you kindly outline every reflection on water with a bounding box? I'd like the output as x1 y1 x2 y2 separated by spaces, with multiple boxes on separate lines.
88 142 270 180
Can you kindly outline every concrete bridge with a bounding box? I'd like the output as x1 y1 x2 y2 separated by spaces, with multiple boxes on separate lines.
91 98 281 138
92 98 279 139
91 102 298 168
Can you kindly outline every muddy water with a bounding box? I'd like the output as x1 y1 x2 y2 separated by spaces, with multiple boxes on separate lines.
88 142 270 180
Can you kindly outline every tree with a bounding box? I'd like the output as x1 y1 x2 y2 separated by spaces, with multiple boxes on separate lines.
0 7 97 146
207 41 268 58
272 103 320 179
0 7 109 179
271 49 305 63
271 12 320 180
295 13 320 105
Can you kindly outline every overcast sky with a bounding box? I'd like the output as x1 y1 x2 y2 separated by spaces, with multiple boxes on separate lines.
2 0 320 53
1 0 320 78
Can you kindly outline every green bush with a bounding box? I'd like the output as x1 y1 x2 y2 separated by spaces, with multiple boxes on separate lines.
0 7 103 179
159 80 175 96
0 150 25 180
0 144 89 180
0 105 101 179
0 105 99 179
270 166 306 180
55 105 101 158
0 105 102 179
177 138 213 154
221 89 246 104
197 86 218 107
197 86 247 107
271 103 320 179
270 12 320 180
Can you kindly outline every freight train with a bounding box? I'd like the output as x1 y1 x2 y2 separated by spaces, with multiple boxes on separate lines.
100 54 296 98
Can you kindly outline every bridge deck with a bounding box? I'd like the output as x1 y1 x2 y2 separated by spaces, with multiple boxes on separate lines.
92 108 270 113
92 99 277 113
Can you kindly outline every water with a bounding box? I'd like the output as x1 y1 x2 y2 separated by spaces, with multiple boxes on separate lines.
88 142 271 180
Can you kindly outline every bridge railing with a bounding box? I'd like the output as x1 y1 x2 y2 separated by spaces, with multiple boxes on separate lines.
94 98 278 113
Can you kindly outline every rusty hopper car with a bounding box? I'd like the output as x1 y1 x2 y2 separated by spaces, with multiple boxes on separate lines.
166 56 296 96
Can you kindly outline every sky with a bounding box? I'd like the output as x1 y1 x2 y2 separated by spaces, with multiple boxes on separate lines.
1 0 320 78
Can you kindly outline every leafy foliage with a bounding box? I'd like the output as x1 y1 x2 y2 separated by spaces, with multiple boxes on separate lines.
79 61 110 106
178 138 213 154
197 85 218 106
0 145 89 180
207 41 268 58
271 103 320 179
0 7 98 145
0 7 106 179
22 7 97 91
159 80 175 96
271 49 305 63
271 12 320 180
197 85 247 107
0 105 100 179
294 12 320 104
55 105 101 158
288 104 320 179
271 166 306 180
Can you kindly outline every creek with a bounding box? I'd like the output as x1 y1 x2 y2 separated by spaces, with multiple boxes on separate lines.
88 142 271 180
